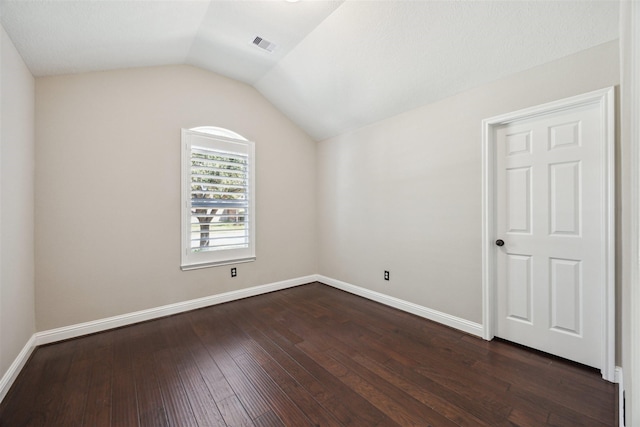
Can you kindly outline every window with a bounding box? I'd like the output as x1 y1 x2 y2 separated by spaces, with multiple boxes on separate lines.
181 127 255 270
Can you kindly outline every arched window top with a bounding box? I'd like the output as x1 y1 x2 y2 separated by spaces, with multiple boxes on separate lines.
191 126 248 141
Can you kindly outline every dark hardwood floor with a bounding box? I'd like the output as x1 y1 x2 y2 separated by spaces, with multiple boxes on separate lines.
0 282 616 426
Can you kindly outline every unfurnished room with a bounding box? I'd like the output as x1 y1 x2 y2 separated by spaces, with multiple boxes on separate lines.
1 0 639 426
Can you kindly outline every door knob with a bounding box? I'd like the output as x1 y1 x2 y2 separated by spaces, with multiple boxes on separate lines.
495 239 505 247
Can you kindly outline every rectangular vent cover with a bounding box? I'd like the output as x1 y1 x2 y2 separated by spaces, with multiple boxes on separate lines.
252 36 276 52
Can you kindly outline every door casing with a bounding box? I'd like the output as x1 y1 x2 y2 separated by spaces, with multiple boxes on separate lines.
481 87 615 381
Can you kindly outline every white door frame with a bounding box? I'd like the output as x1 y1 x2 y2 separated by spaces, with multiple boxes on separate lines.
481 87 616 381
625 0 640 422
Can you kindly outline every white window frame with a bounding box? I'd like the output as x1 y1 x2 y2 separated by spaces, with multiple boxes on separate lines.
181 127 256 270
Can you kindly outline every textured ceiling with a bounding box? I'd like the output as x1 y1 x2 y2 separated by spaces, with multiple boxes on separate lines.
0 0 620 141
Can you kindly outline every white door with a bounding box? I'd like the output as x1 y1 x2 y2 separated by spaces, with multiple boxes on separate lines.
494 100 607 369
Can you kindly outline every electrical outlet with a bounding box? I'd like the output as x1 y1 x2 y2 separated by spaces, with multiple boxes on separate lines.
231 267 237 278
384 270 390 281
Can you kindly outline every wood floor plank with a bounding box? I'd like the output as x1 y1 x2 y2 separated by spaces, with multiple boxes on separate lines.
191 317 272 420
174 351 227 426
233 352 316 426
297 338 429 426
111 329 140 427
82 344 113 427
252 409 285 427
132 350 169 427
327 347 460 427
0 282 617 426
349 351 492 427
189 348 236 403
51 357 92 426
243 340 344 427
294 321 470 426
216 395 254 427
154 348 199 427
0 351 49 426
23 340 81 426
154 318 228 426
473 357 615 424
233 316 378 426
304 316 510 425
227 298 398 426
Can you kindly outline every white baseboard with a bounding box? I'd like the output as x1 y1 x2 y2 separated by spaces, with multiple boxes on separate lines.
0 335 36 403
2 275 613 410
316 275 484 337
35 275 317 346
32 273 482 348
0 275 315 404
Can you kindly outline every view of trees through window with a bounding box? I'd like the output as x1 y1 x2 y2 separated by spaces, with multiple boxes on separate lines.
190 147 249 252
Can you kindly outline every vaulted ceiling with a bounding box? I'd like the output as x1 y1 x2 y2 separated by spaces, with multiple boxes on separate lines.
1 0 620 141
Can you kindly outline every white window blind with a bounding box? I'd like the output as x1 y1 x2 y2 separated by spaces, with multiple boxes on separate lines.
181 128 255 270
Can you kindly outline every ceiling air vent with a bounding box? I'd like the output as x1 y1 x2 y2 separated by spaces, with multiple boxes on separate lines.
252 36 277 53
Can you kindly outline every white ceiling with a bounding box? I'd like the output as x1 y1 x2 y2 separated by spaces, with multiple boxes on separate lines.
1 0 620 141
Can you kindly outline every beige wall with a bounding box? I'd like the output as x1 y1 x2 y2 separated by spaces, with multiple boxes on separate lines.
35 65 317 331
317 41 620 326
0 27 36 377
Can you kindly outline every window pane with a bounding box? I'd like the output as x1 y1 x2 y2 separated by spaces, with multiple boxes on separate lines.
190 147 249 253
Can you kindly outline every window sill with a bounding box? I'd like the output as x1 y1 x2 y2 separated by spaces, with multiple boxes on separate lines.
180 257 256 271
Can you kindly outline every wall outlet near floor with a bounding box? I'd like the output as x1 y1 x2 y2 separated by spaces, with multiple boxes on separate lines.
384 270 390 281
231 267 237 278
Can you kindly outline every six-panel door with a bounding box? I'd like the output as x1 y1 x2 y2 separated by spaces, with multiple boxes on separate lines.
495 103 603 368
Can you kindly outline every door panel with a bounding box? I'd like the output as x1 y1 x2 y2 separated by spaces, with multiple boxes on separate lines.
506 254 532 323
549 121 580 150
549 161 580 235
549 257 582 335
506 167 531 233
